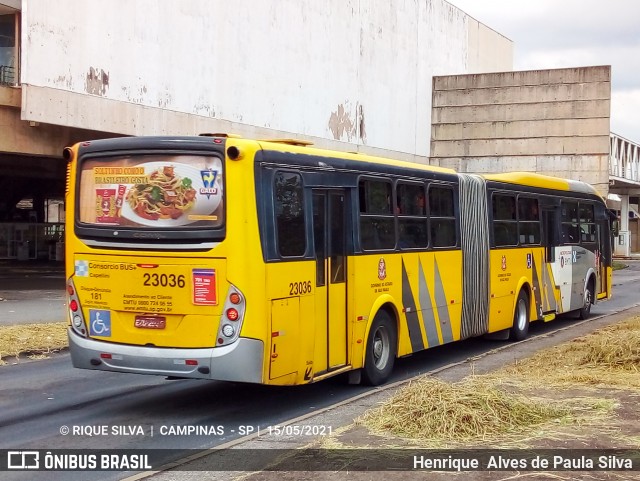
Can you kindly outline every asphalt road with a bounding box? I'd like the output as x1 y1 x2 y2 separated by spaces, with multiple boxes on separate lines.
0 261 639 481
0 261 66 325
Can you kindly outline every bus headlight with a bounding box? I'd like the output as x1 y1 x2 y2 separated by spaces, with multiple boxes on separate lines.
73 315 83 329
222 324 235 337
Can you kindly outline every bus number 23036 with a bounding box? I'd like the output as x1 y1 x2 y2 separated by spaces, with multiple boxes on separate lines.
289 281 312 295
143 273 186 288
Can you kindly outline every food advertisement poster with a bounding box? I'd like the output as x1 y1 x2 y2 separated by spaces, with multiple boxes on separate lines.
79 155 223 228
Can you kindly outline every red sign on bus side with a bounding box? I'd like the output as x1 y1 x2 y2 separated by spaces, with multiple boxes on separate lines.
193 269 217 305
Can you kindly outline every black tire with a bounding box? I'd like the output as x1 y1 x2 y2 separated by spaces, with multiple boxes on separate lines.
362 310 397 386
509 290 530 341
578 280 594 320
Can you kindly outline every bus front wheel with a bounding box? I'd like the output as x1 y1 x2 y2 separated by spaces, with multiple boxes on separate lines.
509 290 530 341
362 310 397 386
578 280 594 320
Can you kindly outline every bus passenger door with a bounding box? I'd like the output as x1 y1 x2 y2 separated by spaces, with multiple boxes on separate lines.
596 221 610 298
312 190 348 375
541 207 558 314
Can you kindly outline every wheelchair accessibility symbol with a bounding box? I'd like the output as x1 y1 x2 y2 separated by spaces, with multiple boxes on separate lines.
89 309 111 337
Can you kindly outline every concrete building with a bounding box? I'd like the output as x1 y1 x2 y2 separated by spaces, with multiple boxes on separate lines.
429 66 640 256
3 1 636 258
430 66 612 197
0 0 513 258
609 133 640 257
18 0 512 156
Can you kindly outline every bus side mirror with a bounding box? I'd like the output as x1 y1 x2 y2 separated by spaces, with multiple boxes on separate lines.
611 220 619 237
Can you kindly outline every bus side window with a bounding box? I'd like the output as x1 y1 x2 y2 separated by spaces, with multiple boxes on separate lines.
359 179 395 250
397 182 428 249
274 171 306 257
428 186 456 248
492 194 517 246
561 201 579 245
518 197 541 245
580 204 596 243
562 224 576 243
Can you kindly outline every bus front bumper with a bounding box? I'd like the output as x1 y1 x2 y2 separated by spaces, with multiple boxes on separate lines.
68 328 264 383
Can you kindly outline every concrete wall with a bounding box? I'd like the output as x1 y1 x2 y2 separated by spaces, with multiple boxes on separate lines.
430 66 611 195
466 19 512 74
19 0 512 158
0 1 21 12
0 90 114 156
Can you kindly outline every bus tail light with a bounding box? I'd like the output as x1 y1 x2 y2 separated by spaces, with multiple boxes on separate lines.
216 284 246 346
67 279 87 337
222 325 235 337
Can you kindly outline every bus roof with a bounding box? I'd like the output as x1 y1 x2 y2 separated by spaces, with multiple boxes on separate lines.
254 139 457 175
74 136 602 199
255 140 603 199
483 172 602 198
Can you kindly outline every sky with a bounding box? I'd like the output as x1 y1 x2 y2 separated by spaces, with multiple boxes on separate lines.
447 0 640 143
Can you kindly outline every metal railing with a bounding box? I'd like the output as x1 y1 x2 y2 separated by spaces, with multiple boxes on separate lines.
0 223 65 260
0 65 15 85
610 133 640 184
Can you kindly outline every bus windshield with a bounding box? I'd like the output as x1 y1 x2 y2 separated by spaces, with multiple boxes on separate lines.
77 154 224 231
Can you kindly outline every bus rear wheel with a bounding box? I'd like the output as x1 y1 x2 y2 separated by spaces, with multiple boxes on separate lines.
362 310 397 386
509 290 530 341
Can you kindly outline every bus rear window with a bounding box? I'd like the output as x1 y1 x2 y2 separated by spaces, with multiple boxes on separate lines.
78 154 224 229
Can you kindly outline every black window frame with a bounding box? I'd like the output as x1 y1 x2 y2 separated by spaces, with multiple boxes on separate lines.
428 184 457 248
517 195 541 245
492 193 518 247
560 200 580 245
579 202 597 244
73 139 228 246
396 180 428 250
273 170 307 258
358 177 396 251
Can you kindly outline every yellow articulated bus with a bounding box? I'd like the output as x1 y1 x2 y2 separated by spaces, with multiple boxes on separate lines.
64 135 613 386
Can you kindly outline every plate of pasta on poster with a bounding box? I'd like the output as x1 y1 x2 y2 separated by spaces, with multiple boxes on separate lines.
120 162 222 227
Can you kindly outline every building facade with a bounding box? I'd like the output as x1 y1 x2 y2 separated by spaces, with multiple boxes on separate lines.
430 66 612 197
1 2 635 257
0 0 513 259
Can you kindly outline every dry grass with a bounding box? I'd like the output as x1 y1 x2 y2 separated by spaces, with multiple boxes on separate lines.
357 378 569 443
494 317 640 390
357 317 640 446
0 321 68 364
